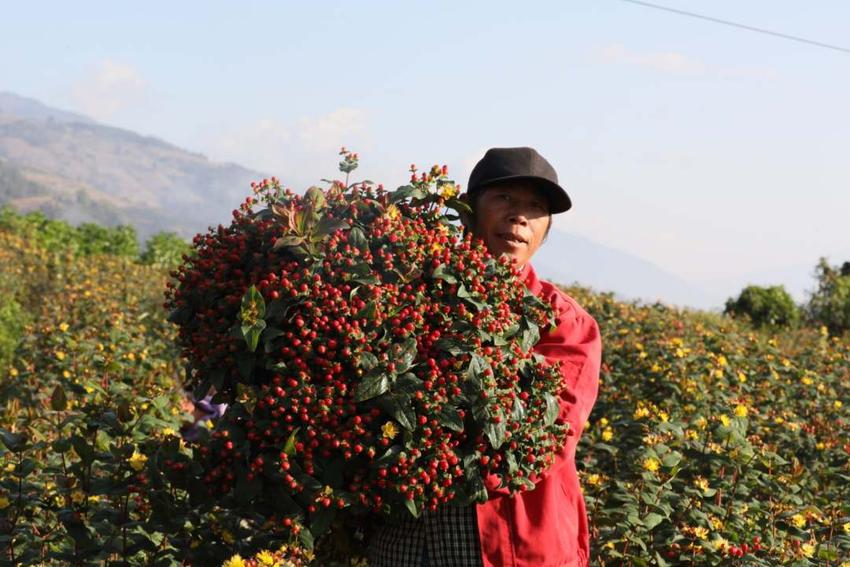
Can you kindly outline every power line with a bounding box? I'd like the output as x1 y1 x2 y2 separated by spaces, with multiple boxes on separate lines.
616 0 850 54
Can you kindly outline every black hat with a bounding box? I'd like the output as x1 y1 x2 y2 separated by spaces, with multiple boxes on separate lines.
467 147 571 214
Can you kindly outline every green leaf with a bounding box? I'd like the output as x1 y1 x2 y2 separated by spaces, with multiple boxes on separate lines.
445 197 473 215
299 524 315 550
543 393 560 426
304 186 326 210
358 352 379 371
310 507 336 538
404 497 421 518
439 406 464 432
315 216 349 237
392 337 418 374
354 370 390 402
0 429 26 452
390 184 427 204
520 323 540 352
284 428 300 456
273 235 304 250
484 413 507 449
242 319 266 352
348 226 368 251
50 385 68 411
431 263 457 284
378 394 416 431
236 351 255 379
643 512 665 531
356 300 378 321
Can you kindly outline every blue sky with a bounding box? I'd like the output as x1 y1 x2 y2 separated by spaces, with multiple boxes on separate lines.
2 0 850 295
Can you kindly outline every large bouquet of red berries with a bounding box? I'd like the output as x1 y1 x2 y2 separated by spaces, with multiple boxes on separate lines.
165 151 568 555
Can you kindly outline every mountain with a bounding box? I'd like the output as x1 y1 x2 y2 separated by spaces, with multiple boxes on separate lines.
0 92 265 241
533 229 717 309
1 92 722 308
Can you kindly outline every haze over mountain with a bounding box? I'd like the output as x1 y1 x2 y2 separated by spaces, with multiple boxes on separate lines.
2 91 821 310
0 91 265 241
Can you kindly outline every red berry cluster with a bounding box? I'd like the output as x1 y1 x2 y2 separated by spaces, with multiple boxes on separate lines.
166 166 568 529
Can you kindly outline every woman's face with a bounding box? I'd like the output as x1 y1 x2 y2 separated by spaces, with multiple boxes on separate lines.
472 181 551 267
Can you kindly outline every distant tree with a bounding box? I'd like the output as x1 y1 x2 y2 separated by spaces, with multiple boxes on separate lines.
807 257 850 334
141 231 190 267
724 285 800 328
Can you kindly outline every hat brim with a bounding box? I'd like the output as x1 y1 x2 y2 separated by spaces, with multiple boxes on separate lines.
470 175 572 214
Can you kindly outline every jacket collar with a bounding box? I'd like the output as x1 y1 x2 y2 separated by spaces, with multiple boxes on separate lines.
519 263 543 296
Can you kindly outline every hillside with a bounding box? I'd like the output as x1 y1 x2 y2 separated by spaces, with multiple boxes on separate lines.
0 91 265 241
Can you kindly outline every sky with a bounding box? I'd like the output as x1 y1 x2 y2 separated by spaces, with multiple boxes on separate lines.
2 0 849 297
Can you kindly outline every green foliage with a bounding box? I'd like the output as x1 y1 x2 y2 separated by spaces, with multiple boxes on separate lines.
140 231 190 267
0 206 138 258
0 292 27 370
724 285 800 328
807 257 850 335
572 286 850 565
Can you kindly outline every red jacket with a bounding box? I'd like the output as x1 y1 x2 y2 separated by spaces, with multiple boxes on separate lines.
476 264 602 567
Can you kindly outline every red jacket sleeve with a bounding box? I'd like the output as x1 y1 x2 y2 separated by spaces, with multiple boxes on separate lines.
484 289 602 493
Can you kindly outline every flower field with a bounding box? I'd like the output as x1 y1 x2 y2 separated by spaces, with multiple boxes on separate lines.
1 210 849 565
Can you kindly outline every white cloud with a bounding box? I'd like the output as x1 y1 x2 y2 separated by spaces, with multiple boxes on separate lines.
296 107 366 152
597 43 777 80
198 108 369 184
599 43 706 75
71 59 148 121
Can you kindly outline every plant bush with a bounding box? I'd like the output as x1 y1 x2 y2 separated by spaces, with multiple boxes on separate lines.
808 258 850 335
1 158 849 566
724 285 800 328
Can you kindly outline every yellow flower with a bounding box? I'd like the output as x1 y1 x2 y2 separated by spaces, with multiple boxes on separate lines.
601 427 613 442
126 352 136 361
71 490 86 504
633 406 650 420
801 542 815 558
161 427 178 437
599 417 609 427
128 451 148 471
657 410 670 422
736 371 747 383
717 355 728 367
642 457 660 472
835 400 843 409
62 370 72 379
256 550 278 566
694 477 709 492
734 404 748 418
59 322 69 332
0 494 10 509
381 421 399 440
790 513 806 528
693 526 709 540
685 429 698 441
694 416 708 429
586 473 602 487
56 351 66 361
222 554 246 567
438 183 458 199
710 537 728 551
9 367 19 377
719 415 731 427
386 205 401 221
